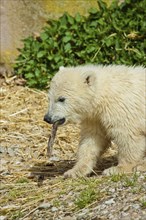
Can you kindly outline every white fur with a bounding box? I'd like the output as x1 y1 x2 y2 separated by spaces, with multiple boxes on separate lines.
47 64 146 177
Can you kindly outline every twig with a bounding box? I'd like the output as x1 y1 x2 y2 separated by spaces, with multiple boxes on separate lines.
47 122 58 156
9 108 28 116
20 206 39 220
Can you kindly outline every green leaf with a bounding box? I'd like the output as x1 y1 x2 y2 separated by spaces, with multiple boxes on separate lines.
67 14 74 24
63 36 72 43
54 56 61 62
64 43 71 51
37 51 46 58
75 13 81 22
97 0 107 11
25 73 34 79
89 8 98 14
35 68 40 77
40 33 48 41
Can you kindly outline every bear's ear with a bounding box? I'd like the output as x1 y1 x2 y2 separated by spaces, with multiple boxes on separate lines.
83 71 96 86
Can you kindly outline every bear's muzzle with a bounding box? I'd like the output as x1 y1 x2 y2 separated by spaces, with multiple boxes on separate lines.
44 114 65 125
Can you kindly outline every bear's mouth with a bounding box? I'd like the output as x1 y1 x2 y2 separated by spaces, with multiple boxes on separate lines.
44 115 66 125
55 118 66 126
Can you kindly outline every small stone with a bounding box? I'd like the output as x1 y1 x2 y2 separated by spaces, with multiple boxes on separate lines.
139 174 145 180
51 207 58 212
39 202 51 209
0 146 7 154
140 195 146 202
132 204 140 209
123 206 130 212
0 216 7 220
68 202 73 207
102 210 108 215
108 213 114 219
7 147 15 157
105 198 115 205
121 212 129 217
108 188 115 193
2 205 19 210
49 156 59 161
141 215 146 220
15 161 21 165
63 217 76 220
33 210 39 215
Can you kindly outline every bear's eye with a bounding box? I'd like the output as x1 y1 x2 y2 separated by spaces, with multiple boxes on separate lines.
58 96 65 103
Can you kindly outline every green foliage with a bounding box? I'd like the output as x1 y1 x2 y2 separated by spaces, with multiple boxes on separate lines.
75 187 97 209
123 173 138 187
15 177 29 184
111 174 124 182
14 0 146 89
141 199 146 209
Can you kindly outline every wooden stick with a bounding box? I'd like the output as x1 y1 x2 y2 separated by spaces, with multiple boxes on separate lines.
47 122 58 157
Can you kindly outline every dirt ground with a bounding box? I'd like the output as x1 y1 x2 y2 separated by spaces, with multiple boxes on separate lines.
0 84 146 220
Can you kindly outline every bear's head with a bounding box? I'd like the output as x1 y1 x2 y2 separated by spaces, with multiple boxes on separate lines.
44 66 97 126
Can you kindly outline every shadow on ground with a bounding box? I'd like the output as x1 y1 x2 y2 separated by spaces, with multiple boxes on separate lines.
29 156 118 185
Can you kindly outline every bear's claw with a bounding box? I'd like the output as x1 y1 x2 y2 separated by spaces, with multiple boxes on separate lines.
64 168 87 178
64 169 79 179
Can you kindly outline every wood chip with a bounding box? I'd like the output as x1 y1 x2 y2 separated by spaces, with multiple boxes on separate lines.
47 122 58 157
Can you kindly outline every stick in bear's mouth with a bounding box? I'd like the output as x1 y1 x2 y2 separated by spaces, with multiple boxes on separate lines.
47 122 59 157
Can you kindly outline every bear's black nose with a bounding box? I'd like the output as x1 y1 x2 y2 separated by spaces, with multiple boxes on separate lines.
43 115 53 124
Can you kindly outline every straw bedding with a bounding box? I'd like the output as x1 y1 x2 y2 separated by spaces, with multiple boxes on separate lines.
0 84 80 180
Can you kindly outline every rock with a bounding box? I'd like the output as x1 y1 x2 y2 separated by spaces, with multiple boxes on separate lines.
132 204 140 209
63 216 76 220
51 207 58 212
102 210 108 215
7 147 15 157
123 206 130 212
1 205 19 210
0 146 7 154
0 216 7 220
140 195 146 202
121 212 129 217
105 198 115 205
108 188 115 193
49 156 60 161
39 202 51 209
141 215 146 220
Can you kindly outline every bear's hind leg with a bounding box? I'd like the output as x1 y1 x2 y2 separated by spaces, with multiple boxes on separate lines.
134 157 146 172
103 135 146 175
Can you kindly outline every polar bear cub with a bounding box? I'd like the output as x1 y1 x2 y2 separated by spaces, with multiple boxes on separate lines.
44 65 146 178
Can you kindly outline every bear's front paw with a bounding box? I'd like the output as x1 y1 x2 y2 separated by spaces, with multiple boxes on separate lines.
64 168 80 179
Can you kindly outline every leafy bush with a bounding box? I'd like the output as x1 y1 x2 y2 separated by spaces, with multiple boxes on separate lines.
14 0 146 89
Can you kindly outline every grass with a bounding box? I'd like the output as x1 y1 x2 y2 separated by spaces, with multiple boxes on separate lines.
111 174 124 182
15 177 29 184
111 172 139 186
1 172 146 219
123 173 139 187
141 199 146 209
75 187 97 209
11 211 23 220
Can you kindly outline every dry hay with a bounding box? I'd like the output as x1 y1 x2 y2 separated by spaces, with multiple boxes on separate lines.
0 85 80 182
